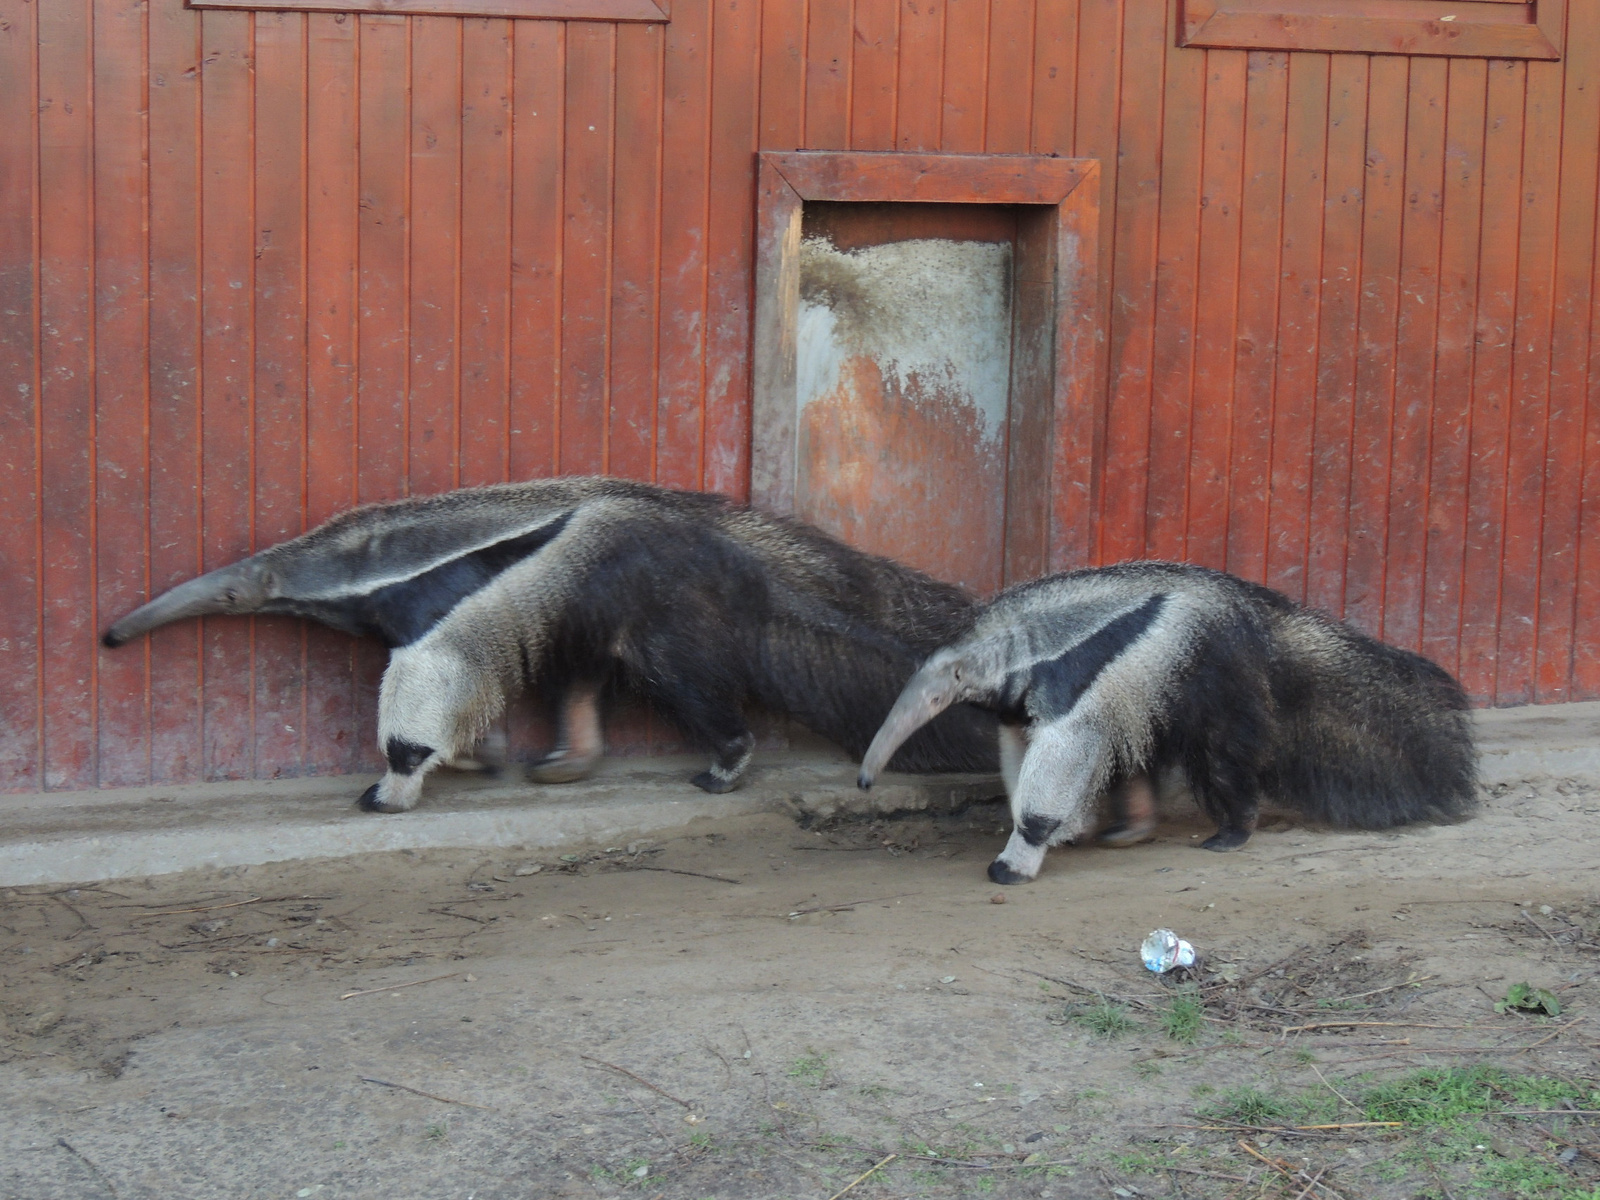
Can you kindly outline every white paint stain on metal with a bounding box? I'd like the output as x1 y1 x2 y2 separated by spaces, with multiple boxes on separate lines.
795 236 1014 441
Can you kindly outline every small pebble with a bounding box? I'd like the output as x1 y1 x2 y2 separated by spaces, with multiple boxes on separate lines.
1559 1147 1579 1164
941 975 957 984
990 893 1007 905
513 863 542 876
1539 905 1553 916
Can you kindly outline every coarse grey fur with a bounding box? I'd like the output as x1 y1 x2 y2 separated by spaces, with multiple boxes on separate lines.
858 561 1478 884
103 478 998 811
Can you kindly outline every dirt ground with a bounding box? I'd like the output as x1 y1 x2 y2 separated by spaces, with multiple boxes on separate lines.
1 773 1597 1200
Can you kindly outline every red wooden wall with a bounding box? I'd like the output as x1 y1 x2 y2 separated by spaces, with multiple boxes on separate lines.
2 0 1597 793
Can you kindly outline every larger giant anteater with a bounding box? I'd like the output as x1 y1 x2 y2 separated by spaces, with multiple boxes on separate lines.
103 478 997 811
857 561 1477 883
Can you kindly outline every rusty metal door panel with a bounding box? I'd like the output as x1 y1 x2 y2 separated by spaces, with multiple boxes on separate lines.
794 204 1016 596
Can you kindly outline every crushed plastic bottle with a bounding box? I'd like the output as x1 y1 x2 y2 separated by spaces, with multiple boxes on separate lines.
1141 928 1196 973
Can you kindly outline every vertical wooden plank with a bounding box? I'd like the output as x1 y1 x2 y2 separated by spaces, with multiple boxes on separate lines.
1459 60 1525 701
1497 56 1562 703
199 9 256 781
704 0 759 497
759 0 804 151
460 17 513 488
1143 35 1205 562
1029 0 1076 156
147 0 204 784
806 0 850 148
1422 58 1487 680
607 23 661 483
92 0 151 787
1342 54 1405 637
0 0 42 790
508 19 561 482
37 0 97 790
1264 51 1327 602
252 9 307 778
354 14 410 763
939 0 985 151
408 15 461 496
1095 0 1157 564
656 0 710 487
1538 0 1598 701
1075 0 1122 562
1579 237 1600 698
895 0 943 151
1047 166 1102 571
1383 57 1446 652
560 21 613 477
1226 50 1287 583
983 0 1031 153
851 0 897 150
1186 47 1246 571
356 13 408 504
1305 55 1367 617
303 10 361 776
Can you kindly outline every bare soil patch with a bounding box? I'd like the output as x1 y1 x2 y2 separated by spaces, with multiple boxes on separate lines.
1 775 1596 1199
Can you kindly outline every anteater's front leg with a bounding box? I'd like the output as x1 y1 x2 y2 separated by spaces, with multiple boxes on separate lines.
529 680 605 784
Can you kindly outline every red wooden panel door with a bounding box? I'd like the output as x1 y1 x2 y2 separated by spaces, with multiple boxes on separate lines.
793 203 1017 596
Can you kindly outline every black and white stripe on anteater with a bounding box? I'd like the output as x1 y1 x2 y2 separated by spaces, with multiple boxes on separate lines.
856 561 1477 884
103 478 998 812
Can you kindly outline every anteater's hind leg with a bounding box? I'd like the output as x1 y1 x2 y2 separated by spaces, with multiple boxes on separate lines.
1097 772 1158 847
529 680 606 784
633 640 756 794
1189 740 1262 852
690 726 757 794
988 715 1110 884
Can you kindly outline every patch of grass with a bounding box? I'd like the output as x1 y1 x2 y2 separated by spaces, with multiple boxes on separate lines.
1357 1065 1575 1126
423 1123 447 1141
1291 1049 1318 1064
1198 1085 1293 1126
1070 999 1136 1038
1503 1074 1589 1108
787 1049 829 1088
1131 1057 1163 1079
1477 1153 1569 1199
1161 991 1205 1044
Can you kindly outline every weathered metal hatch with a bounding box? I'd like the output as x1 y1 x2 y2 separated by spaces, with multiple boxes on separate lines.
752 152 1102 597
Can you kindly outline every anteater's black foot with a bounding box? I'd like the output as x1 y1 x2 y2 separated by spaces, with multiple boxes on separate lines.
987 858 1030 885
1200 826 1252 852
691 769 742 794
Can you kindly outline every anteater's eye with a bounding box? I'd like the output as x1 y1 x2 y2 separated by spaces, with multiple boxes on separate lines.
224 588 238 603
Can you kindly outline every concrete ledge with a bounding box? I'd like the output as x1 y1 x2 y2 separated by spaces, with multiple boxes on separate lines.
0 752 1005 887
1 702 1594 888
1473 699 1600 786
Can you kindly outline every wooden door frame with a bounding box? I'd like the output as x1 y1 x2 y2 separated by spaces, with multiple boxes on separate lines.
750 150 1103 578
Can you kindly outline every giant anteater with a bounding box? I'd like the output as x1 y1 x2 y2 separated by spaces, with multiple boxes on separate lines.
103 478 997 811
857 561 1477 883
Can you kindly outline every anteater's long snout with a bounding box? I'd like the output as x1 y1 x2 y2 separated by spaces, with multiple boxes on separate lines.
857 665 962 789
102 561 265 648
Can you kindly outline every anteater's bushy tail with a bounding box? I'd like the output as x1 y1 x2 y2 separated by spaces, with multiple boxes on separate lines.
1267 613 1477 829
